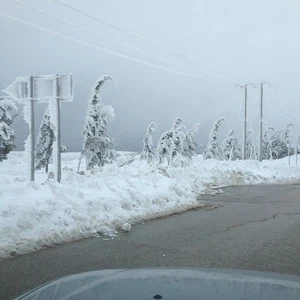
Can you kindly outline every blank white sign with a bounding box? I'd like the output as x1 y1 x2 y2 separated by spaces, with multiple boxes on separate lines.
3 74 73 103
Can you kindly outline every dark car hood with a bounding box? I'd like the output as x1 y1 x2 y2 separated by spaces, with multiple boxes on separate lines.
17 268 300 300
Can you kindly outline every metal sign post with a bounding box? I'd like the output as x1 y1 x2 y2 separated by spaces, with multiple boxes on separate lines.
56 76 62 183
29 76 35 181
51 75 62 183
2 74 73 183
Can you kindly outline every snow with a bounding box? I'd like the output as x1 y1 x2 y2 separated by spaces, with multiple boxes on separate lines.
121 223 131 232
1 151 300 259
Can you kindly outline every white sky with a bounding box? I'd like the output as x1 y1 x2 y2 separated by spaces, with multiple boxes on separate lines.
1 0 300 151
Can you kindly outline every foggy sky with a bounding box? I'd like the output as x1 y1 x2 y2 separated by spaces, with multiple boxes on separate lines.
1 0 300 152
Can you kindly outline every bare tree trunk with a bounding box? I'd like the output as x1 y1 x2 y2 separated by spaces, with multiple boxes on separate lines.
46 164 48 173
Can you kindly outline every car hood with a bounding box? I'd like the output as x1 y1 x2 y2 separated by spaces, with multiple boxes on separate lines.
17 268 300 300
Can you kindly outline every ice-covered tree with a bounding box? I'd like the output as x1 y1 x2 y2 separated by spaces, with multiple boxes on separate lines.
172 117 182 130
182 123 200 159
261 127 274 160
221 130 242 161
297 135 300 154
157 117 185 165
169 123 186 161
280 124 293 157
222 130 235 160
141 122 157 163
245 130 257 160
203 117 225 160
268 129 283 159
157 131 172 164
35 106 55 171
232 140 243 160
266 124 293 160
0 96 17 162
82 76 116 170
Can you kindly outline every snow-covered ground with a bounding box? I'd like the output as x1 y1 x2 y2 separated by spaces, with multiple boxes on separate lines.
0 151 299 259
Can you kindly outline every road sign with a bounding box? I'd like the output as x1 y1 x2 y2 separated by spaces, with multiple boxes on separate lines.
3 74 73 103
2 74 74 182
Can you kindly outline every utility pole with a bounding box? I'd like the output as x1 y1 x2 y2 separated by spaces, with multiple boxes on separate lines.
243 85 248 160
258 81 271 162
237 83 253 160
259 82 264 162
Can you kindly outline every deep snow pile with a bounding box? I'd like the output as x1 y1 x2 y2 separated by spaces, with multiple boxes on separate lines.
0 152 299 259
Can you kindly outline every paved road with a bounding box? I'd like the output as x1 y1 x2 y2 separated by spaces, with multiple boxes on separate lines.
1 184 300 299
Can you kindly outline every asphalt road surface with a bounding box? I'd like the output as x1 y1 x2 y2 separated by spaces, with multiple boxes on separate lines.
1 184 300 299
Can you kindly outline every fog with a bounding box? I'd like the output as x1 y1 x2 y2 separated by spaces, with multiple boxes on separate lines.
1 0 300 152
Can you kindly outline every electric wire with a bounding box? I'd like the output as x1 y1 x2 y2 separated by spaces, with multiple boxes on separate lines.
13 0 236 83
264 102 300 124
53 0 245 82
0 13 228 83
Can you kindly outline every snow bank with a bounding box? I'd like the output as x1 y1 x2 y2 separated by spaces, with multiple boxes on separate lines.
0 152 300 259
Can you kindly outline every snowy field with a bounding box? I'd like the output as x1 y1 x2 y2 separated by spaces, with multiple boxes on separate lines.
0 151 300 259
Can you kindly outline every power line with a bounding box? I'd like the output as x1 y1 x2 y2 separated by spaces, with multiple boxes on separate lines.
282 107 300 122
176 29 256 83
268 96 300 123
264 102 300 124
13 0 235 83
264 85 300 123
268 84 300 122
0 13 228 83
185 27 255 70
52 0 243 82
53 0 203 61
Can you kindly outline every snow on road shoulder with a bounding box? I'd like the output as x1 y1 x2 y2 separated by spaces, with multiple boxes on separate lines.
0 152 300 259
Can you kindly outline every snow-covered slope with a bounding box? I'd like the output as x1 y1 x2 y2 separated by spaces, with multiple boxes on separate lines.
0 152 299 259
